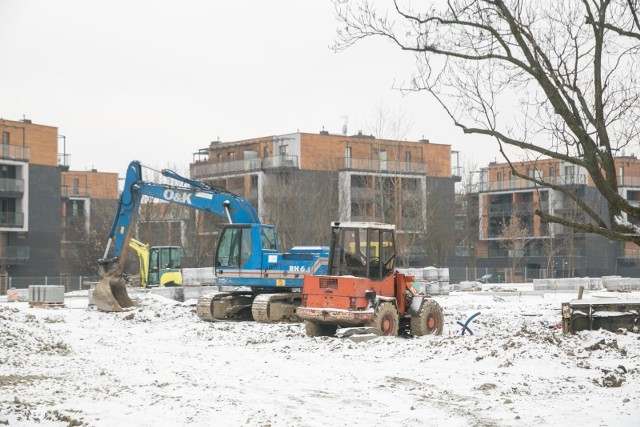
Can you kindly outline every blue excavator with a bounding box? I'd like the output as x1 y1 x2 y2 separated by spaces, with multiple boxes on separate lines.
94 160 328 322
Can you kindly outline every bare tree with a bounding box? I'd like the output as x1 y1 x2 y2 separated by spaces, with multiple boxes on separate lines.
263 167 338 250
334 0 640 244
498 214 532 282
456 166 481 277
61 199 132 276
422 178 457 266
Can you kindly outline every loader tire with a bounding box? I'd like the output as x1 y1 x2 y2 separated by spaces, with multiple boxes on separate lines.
304 321 337 337
410 300 444 336
367 302 399 336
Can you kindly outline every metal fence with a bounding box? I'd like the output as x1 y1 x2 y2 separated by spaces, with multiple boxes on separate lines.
449 267 550 284
1 275 100 295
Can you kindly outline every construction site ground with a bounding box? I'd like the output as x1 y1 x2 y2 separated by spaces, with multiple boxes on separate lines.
1 287 638 426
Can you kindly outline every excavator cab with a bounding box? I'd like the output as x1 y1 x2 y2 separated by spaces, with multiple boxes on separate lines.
214 224 277 271
148 246 182 287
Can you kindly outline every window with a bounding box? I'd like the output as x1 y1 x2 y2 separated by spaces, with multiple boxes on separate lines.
160 248 172 269
149 249 159 272
381 230 395 277
73 178 79 196
215 227 252 268
345 146 352 168
373 149 387 171
2 132 9 145
260 226 276 250
564 165 575 184
228 152 235 160
405 151 412 172
0 165 15 179
66 200 85 217
329 226 395 279
217 153 222 162
330 227 365 277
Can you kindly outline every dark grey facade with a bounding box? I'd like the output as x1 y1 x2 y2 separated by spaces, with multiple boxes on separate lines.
10 164 61 276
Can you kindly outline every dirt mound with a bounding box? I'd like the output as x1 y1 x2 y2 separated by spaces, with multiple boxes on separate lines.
0 306 71 368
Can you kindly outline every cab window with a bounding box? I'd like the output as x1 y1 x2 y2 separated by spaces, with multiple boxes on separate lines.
216 227 252 268
260 226 276 250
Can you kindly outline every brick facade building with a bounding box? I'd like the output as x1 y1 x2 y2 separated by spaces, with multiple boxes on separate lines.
0 117 120 278
190 131 457 266
473 157 640 280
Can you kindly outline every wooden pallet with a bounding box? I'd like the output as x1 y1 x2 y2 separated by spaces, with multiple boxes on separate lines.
28 301 66 308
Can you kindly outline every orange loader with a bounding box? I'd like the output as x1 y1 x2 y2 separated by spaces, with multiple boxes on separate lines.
296 222 444 337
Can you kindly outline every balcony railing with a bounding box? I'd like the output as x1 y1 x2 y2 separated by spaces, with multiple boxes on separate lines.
0 212 24 228
338 157 427 174
480 174 588 192
61 186 91 198
0 144 30 162
0 246 30 263
620 249 640 259
0 177 24 193
191 155 298 178
617 175 640 188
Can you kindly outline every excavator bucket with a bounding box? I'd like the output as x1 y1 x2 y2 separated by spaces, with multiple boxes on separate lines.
92 272 134 312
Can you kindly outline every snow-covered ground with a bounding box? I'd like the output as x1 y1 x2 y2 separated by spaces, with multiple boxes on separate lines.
1 288 639 426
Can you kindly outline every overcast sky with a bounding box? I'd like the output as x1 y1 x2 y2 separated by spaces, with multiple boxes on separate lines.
0 0 497 177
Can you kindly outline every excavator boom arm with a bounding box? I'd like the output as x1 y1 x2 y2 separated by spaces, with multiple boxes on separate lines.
100 160 260 272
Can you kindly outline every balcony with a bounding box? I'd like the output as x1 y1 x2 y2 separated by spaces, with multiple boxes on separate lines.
480 173 588 192
61 185 91 198
0 144 30 162
618 175 640 188
488 201 533 214
619 249 640 260
338 157 427 174
191 155 299 178
0 212 24 228
0 177 24 194
0 246 30 263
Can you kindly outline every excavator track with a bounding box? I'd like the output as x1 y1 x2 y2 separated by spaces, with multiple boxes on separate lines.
197 292 253 322
251 293 301 323
196 293 220 322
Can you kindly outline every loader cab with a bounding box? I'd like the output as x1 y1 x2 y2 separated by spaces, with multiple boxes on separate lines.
215 224 277 271
148 246 182 287
328 222 395 280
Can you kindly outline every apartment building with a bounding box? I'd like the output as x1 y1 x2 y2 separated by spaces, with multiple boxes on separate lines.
190 131 457 265
0 116 124 279
0 118 61 276
474 156 640 279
